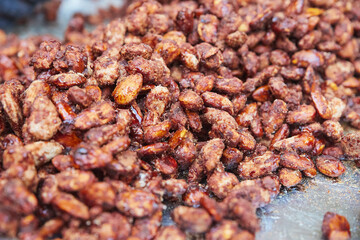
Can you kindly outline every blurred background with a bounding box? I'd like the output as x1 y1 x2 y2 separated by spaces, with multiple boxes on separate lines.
0 0 125 38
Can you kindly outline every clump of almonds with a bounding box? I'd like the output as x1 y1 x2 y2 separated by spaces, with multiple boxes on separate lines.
0 0 359 239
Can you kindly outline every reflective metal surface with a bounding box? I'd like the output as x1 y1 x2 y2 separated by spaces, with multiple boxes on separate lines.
258 161 360 240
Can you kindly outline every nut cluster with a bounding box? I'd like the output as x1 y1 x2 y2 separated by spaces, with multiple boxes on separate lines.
0 0 359 239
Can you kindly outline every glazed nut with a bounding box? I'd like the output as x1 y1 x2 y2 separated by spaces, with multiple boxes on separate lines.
24 141 64 167
54 101 77 121
162 179 187 199
27 96 61 141
131 209 163 240
252 85 271 102
137 142 169 156
323 147 344 159
91 212 131 240
183 180 209 203
311 90 333 120
273 132 315 153
155 157 178 176
226 31 247 48
163 31 186 45
238 151 280 179
104 18 126 45
225 197 260 233
169 128 188 149
286 105 316 125
221 147 243 171
322 212 351 240
325 61 354 84
106 150 139 182
334 18 353 45
94 56 120 86
291 50 324 68
143 120 171 143
238 129 257 151
116 189 158 218
232 95 247 115
268 76 288 100
48 73 86 89
196 43 223 69
341 133 360 160
322 120 343 142
53 132 82 148
121 42 153 60
154 40 181 64
40 175 59 204
79 182 116 208
145 85 170 117
200 196 225 222
179 89 204 111
113 74 143 105
298 30 322 50
200 138 225 173
280 66 305 81
260 99 287 136
278 168 302 188
270 50 290 66
280 152 314 171
172 206 212 234
67 86 92 107
236 103 258 127
155 226 186 240
30 40 61 70
84 124 119 146
197 14 219 44
52 155 77 171
51 192 89 220
73 144 113 170
1 179 38 214
202 92 234 115
207 171 239 199
250 7 273 30
214 77 243 95
303 166 318 178
316 155 345 178
23 80 51 117
174 134 197 170
74 100 115 130
186 110 203 133
241 51 259 77
127 57 165 84
175 8 194 34
101 136 131 155
206 220 240 240
55 169 95 192
180 43 200 71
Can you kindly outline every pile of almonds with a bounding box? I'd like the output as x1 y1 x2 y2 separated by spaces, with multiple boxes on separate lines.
0 0 359 239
